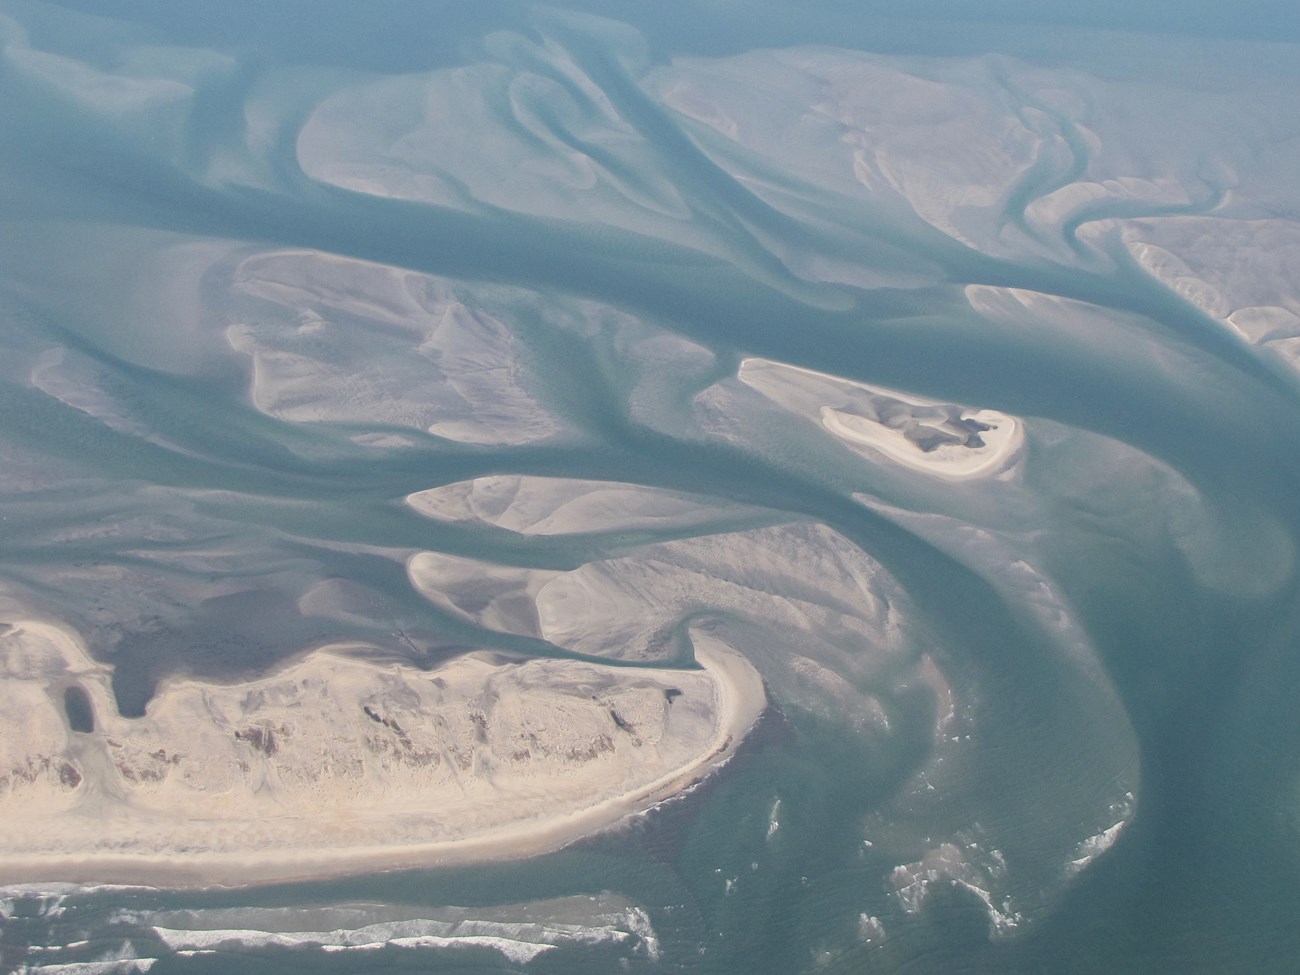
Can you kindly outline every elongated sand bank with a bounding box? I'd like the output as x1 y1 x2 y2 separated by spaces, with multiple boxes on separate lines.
406 475 772 537
0 621 765 887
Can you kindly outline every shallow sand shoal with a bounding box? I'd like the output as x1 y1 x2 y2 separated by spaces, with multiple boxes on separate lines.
405 474 772 537
0 620 765 888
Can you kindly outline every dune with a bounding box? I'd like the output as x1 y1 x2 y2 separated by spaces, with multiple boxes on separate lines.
0 619 765 887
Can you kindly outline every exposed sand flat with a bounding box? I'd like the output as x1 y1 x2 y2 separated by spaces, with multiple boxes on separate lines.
530 523 903 663
648 45 1300 273
648 49 1044 256
736 358 1023 480
406 521 920 735
295 24 698 238
406 523 903 664
406 475 771 536
291 29 872 304
225 249 562 446
406 552 562 639
1118 217 1300 324
0 619 764 887
1114 216 1300 369
1023 177 1192 243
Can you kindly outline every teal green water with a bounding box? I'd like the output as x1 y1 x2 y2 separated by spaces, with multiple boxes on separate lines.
2 1 1300 972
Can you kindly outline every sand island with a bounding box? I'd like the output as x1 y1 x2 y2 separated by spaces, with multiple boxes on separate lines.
0 619 765 887
737 357 1024 480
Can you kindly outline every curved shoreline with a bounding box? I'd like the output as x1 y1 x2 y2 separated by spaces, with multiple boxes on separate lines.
0 622 766 889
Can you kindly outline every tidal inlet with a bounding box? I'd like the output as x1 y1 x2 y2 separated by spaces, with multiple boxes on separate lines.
1 1 1299 972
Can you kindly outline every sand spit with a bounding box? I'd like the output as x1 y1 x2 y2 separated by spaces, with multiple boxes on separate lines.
0 620 764 887
737 358 1023 480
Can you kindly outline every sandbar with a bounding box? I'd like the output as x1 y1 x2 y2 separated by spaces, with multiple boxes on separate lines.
406 474 772 537
737 357 1024 480
0 619 765 887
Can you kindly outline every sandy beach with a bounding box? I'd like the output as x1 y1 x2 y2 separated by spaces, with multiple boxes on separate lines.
0 620 765 887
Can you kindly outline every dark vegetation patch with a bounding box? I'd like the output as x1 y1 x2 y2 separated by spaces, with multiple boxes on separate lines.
234 726 277 755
